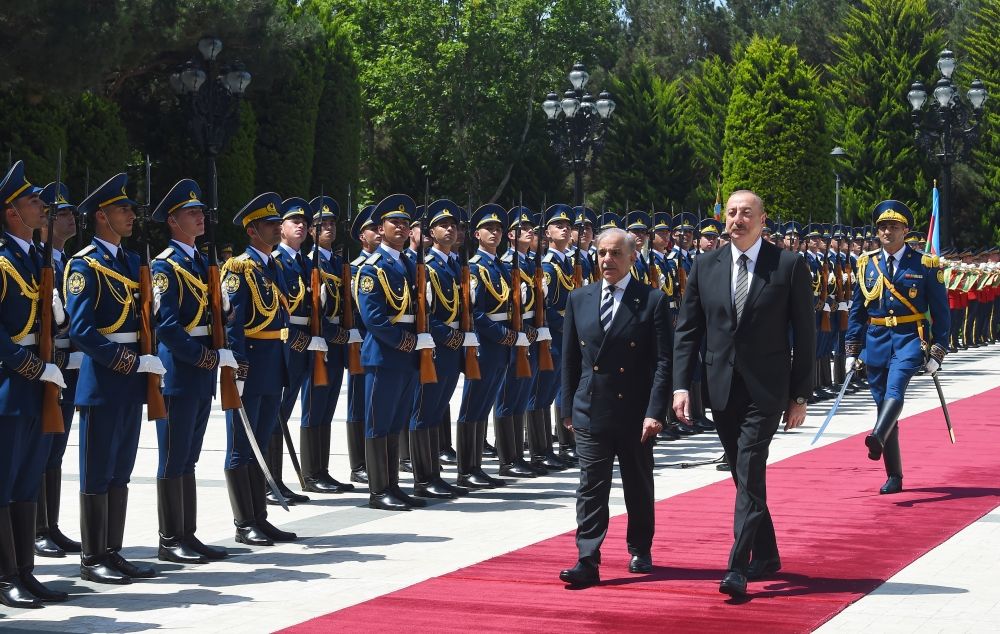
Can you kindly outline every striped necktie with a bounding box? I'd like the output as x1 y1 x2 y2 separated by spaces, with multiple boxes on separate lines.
601 284 616 331
734 253 749 323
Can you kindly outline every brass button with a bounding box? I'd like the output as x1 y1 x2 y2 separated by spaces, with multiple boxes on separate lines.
619 368 624 373
593 365 599 371
629 341 636 348
618 393 623 399
889 309 894 315
580 341 585 346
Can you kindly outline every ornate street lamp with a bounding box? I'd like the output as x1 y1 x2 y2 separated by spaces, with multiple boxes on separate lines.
907 49 988 248
541 63 615 205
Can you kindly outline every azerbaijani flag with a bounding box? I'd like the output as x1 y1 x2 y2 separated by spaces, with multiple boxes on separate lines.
926 180 940 255
713 182 722 221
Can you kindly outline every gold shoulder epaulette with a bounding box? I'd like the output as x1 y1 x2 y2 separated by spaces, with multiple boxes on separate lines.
469 254 482 264
863 248 880 257
222 253 256 275
921 253 939 268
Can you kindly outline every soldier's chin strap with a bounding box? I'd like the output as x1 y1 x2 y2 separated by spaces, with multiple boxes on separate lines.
6 198 39 237
96 207 124 245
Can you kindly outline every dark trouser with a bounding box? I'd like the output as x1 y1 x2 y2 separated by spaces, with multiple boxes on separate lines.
711 372 781 573
79 403 143 494
572 425 654 565
157 396 211 479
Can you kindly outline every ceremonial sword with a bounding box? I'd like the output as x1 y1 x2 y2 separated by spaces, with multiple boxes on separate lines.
931 371 956 444
237 405 289 511
811 367 855 445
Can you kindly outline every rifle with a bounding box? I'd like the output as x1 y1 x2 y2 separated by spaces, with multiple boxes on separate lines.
309 187 329 388
39 152 65 434
416 179 437 384
342 184 363 375
138 156 167 420
572 213 584 289
533 216 554 372
835 250 849 330
647 205 659 288
460 193 481 380
510 195 530 378
819 244 832 332
205 157 241 411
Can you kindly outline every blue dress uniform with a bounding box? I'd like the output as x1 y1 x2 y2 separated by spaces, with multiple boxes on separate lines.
569 206 597 285
297 196 353 496
35 181 82 559
409 199 469 498
357 194 426 511
671 212 697 277
149 179 230 564
846 200 950 495
493 206 543 479
222 193 298 546
528 204 576 471
456 204 519 489
67 172 160 584
626 211 652 285
0 162 70 606
344 205 376 484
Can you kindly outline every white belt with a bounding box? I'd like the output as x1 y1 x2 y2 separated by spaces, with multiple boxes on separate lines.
55 338 70 349
105 332 138 344
446 321 459 330
522 310 534 319
487 313 510 322
289 316 310 326
326 316 341 325
187 325 211 337
394 315 415 324
17 334 38 346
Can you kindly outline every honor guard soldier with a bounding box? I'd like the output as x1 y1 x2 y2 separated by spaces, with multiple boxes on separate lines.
528 204 576 472
268 197 333 504
456 204 524 488
221 193 298 545
357 194 432 510
697 217 722 252
35 181 82 559
150 180 238 564
300 196 354 494
411 199 475 497
651 212 680 319
570 206 596 284
846 200 950 494
0 162 69 607
626 211 652 285
344 205 378 484
671 212 697 274
67 173 165 584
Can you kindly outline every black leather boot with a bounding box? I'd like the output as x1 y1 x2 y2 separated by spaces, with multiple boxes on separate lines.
225 466 272 546
79 493 130 584
301 426 350 494
182 473 227 559
496 416 536 478
438 410 458 464
481 418 498 459
156 478 205 564
865 398 904 461
366 436 411 511
107 487 156 579
346 420 369 484
1 507 42 607
429 426 468 496
477 420 508 487
555 407 582 459
880 427 904 494
456 423 493 489
399 429 413 473
388 432 425 507
518 413 548 474
34 476 64 558
543 409 574 468
412 428 455 499
266 435 309 505
319 424 354 492
528 409 565 472
12 502 68 602
250 464 297 542
44 469 80 553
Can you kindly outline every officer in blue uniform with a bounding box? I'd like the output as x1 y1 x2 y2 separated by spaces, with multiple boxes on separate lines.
0 162 69 606
456 204 523 489
221 193 298 545
35 181 82 559
300 195 353 495
357 194 432 511
846 200 950 495
626 211 652 285
67 172 165 584
569 206 596 285
411 199 474 497
344 205 378 484
268 197 333 504
671 212 697 275
150 179 237 564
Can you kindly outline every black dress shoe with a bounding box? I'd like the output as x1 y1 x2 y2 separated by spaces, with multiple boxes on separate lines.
18 572 69 602
235 525 273 546
746 557 781 580
559 561 599 587
880 475 903 495
268 485 309 505
482 442 498 458
34 533 66 558
414 481 457 499
108 552 156 579
676 423 698 436
399 459 413 474
303 474 355 494
80 557 132 585
256 518 297 542
695 419 716 432
158 537 206 564
389 485 426 508
186 536 228 560
350 468 369 484
1 576 43 608
438 447 458 465
628 554 652 573
499 461 538 478
657 426 681 441
369 490 412 511
719 570 747 597
456 473 494 489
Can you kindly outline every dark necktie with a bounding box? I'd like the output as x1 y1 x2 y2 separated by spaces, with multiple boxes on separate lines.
193 250 205 273
295 252 306 273
734 253 749 323
116 249 129 274
28 245 41 272
887 254 895 281
601 285 616 331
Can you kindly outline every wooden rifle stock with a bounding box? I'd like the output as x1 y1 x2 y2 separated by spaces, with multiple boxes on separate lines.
647 250 659 288
460 260 481 379
208 262 241 411
139 262 167 420
510 253 531 379
309 263 329 387
533 264 554 372
341 260 363 375
819 257 831 332
415 257 437 384
573 250 583 288
39 262 64 434
677 264 687 297
835 258 849 330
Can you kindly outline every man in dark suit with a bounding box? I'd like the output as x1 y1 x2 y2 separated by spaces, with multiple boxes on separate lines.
673 190 815 597
558 227 673 588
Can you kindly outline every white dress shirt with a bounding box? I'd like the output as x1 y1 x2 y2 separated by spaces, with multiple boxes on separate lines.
600 273 631 324
95 236 122 259
881 244 907 278
730 236 763 303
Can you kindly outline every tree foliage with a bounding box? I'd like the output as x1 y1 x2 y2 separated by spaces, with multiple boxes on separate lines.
680 55 731 207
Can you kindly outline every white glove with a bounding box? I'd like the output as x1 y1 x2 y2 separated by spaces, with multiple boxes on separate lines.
515 332 530 347
462 332 480 347
846 356 858 371
52 289 66 324
925 358 940 375
137 354 167 375
236 380 245 396
822 303 831 312
521 282 529 304
66 351 84 370
40 363 67 389
153 286 162 315
837 301 848 311
217 348 239 369
536 327 552 342
308 336 328 352
542 282 549 298
347 328 363 344
220 278 232 312
848 300 853 309
319 282 327 308
415 333 436 350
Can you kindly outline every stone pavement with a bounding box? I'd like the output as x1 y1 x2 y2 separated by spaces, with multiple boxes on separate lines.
1 346 998 633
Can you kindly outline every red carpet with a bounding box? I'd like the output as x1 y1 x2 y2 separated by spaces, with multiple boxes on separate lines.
285 386 1000 633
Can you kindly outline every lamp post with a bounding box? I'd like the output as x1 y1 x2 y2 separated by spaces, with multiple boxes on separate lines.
541 63 615 206
830 146 847 226
906 49 988 248
169 36 252 226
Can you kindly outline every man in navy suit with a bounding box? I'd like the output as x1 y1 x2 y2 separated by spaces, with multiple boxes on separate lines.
558 227 673 588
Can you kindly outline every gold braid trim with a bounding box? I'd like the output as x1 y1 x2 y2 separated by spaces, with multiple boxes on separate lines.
0 257 39 342
477 265 510 313
518 269 536 312
286 274 306 315
552 260 575 291
222 257 280 336
856 253 884 307
165 259 208 332
82 257 138 335
320 270 342 317
428 266 460 323
375 266 410 324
